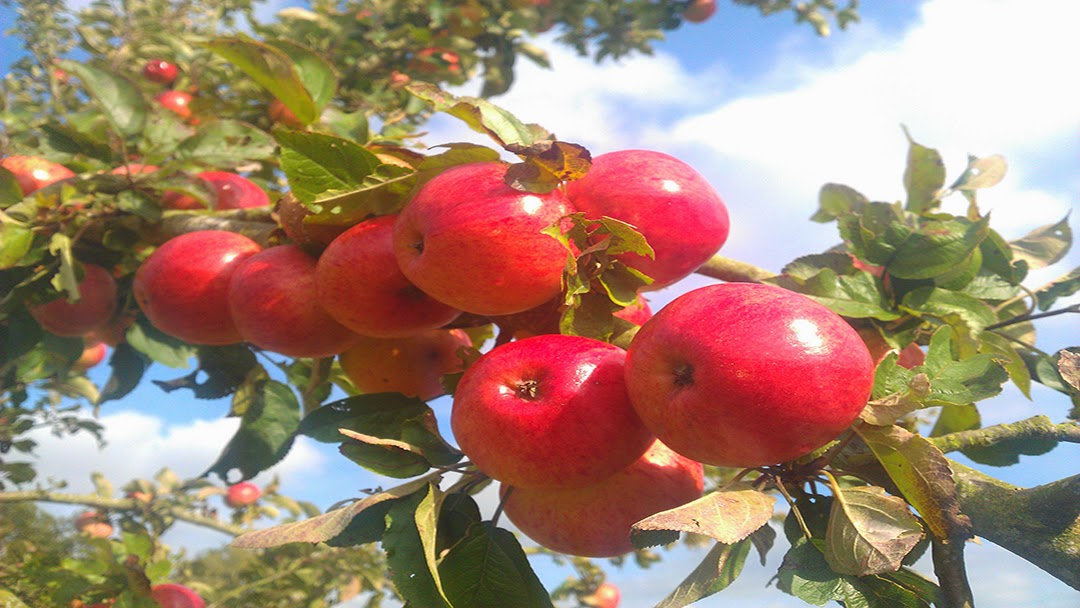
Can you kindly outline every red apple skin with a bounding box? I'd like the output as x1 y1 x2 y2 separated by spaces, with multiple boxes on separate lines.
155 91 192 119
74 510 114 538
134 231 262 345
269 99 305 128
30 263 118 337
501 440 703 557
683 0 717 23
317 215 462 337
142 59 179 85
228 245 360 358
588 582 621 608
224 481 261 508
338 329 472 400
110 163 158 177
162 171 269 210
564 150 729 291
625 283 875 467
853 322 926 370
74 340 108 371
393 162 574 316
451 334 653 489
1 155 75 196
150 583 205 608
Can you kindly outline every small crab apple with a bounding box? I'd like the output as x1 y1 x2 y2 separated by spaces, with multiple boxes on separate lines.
74 340 108 371
564 149 729 290
393 162 574 316
74 511 113 538
586 582 621 608
451 334 653 489
110 163 159 177
501 440 703 557
29 263 118 337
224 481 261 508
338 329 472 401
142 59 179 85
154 90 192 119
683 0 717 23
317 215 462 337
625 283 875 468
150 583 205 608
134 230 261 345
228 245 360 358
1 155 75 196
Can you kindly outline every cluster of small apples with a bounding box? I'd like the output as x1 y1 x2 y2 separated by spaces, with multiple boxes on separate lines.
224 481 262 509
140 59 196 121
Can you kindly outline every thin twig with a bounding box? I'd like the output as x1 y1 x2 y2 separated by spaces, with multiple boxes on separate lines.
986 303 1080 331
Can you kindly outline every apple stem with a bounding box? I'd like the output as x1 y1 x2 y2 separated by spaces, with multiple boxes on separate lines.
772 476 813 541
492 485 513 527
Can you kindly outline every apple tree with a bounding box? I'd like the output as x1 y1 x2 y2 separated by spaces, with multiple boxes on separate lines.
2 1 1078 607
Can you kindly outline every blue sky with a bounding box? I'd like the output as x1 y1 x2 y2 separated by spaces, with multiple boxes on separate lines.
5 1 1080 606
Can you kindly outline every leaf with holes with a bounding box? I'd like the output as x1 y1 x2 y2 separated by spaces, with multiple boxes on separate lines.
631 482 774 548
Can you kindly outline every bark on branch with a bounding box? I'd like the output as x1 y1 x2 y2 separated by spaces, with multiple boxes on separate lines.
0 489 248 537
950 461 1080 591
125 207 278 247
930 415 1080 454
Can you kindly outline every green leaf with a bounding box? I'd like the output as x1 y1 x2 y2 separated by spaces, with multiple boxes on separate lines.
204 36 318 124
837 202 910 266
631 482 774 548
768 268 900 320
861 372 931 426
915 326 1009 407
901 127 945 214
0 221 32 269
1034 265 1080 311
559 291 616 342
1009 215 1072 270
203 380 300 482
299 394 461 478
887 216 990 280
900 287 998 338
115 190 162 222
823 485 923 576
597 216 655 258
979 331 1032 398
812 183 868 223
439 523 555 608
782 252 857 280
152 345 258 400
854 424 972 540
232 476 433 548
98 342 151 405
0 165 23 205
382 484 453 608
125 317 195 368
654 540 751 608
57 60 147 137
274 130 382 204
979 228 1028 285
408 83 546 149
47 233 80 301
778 539 933 608
0 588 32 607
265 38 338 113
175 119 276 166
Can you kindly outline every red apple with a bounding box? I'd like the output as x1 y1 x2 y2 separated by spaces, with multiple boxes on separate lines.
110 163 159 177
393 162 574 316
142 60 179 85
501 439 703 557
1 155 75 196
74 510 113 538
155 91 192 119
30 263 118 337
224 481 261 508
162 171 269 210
268 99 305 128
587 582 622 608
86 311 136 346
388 70 411 88
228 245 360 357
451 334 653 489
338 329 472 400
625 283 875 467
411 47 462 74
683 0 717 23
74 340 108 371
317 215 462 337
853 322 926 370
564 149 729 290
150 583 205 608
134 230 262 345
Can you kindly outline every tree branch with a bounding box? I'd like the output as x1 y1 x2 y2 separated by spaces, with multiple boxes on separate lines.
0 490 248 537
931 536 975 608
694 254 775 283
929 415 1080 454
949 461 1080 591
129 208 278 247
